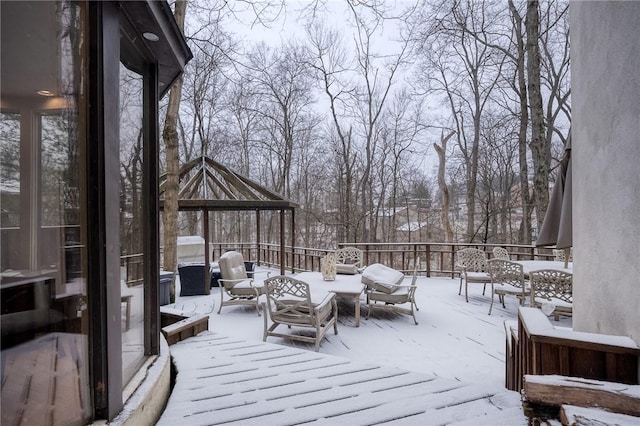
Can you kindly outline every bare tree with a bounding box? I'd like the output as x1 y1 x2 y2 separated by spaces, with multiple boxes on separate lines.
306 22 361 242
420 0 504 242
348 2 413 242
244 42 316 197
525 0 549 232
162 0 187 301
434 130 456 242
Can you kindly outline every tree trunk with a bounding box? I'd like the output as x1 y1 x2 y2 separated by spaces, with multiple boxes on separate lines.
508 0 533 244
526 0 550 233
162 0 187 303
434 131 455 243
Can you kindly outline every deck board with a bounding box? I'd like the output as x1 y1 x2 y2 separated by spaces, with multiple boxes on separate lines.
158 332 525 425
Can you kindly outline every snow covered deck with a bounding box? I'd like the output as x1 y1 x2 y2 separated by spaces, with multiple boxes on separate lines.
157 274 573 424
158 332 525 425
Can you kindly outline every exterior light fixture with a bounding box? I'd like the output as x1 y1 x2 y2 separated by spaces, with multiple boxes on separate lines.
37 90 56 97
143 32 159 42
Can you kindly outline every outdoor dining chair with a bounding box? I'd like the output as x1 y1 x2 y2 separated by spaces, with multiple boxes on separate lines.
529 269 573 320
492 247 510 260
364 258 420 325
487 259 529 315
456 248 491 302
217 251 269 315
335 246 364 274
262 275 338 352
553 248 573 262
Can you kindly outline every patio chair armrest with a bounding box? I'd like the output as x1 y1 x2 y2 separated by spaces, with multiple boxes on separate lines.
218 278 250 288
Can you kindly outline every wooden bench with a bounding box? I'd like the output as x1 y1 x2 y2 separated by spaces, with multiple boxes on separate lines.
160 307 209 346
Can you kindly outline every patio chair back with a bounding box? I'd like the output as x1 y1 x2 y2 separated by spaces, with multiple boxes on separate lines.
553 248 573 262
529 269 573 320
488 259 525 289
492 247 510 260
219 251 249 286
456 248 491 302
336 247 363 266
335 247 364 274
457 248 488 272
487 259 528 315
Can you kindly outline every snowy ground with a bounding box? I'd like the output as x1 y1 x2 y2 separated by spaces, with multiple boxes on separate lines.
166 269 572 390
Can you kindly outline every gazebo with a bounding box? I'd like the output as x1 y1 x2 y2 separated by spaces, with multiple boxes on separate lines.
159 156 298 275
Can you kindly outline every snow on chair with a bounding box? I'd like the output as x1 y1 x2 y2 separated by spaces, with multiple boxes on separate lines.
362 260 420 325
262 275 338 352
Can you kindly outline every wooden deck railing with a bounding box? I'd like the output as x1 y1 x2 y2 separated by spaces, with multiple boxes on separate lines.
150 241 556 278
245 242 548 277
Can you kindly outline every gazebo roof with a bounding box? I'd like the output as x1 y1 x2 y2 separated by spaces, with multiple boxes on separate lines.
159 156 298 211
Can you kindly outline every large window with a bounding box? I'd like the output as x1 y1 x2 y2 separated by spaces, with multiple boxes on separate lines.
119 63 146 384
0 1 91 424
0 112 20 231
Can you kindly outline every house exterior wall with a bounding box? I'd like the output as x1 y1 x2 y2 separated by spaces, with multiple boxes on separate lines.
570 1 640 343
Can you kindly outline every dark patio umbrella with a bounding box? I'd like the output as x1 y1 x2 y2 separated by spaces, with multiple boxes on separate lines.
537 133 572 265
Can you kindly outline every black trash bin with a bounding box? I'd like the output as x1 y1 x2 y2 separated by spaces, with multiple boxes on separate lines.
210 266 222 287
244 261 255 279
159 271 173 305
178 263 211 296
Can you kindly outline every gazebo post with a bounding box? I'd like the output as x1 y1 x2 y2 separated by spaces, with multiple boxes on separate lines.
290 209 295 274
280 210 285 275
256 209 261 265
203 209 210 295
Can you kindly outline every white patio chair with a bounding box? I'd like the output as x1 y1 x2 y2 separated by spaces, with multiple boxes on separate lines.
335 246 364 274
553 248 573 262
456 248 491 302
529 269 573 320
492 247 510 260
364 259 420 325
262 275 338 352
217 251 269 315
487 259 529 315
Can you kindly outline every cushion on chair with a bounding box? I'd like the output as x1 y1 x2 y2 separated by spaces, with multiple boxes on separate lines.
361 263 404 294
465 271 492 282
494 283 528 295
368 286 410 304
229 264 248 280
533 297 572 310
336 263 358 275
219 251 249 281
225 279 263 296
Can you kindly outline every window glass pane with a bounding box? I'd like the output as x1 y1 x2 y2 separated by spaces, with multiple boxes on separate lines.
0 1 91 424
119 63 145 384
0 112 21 229
41 111 80 228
